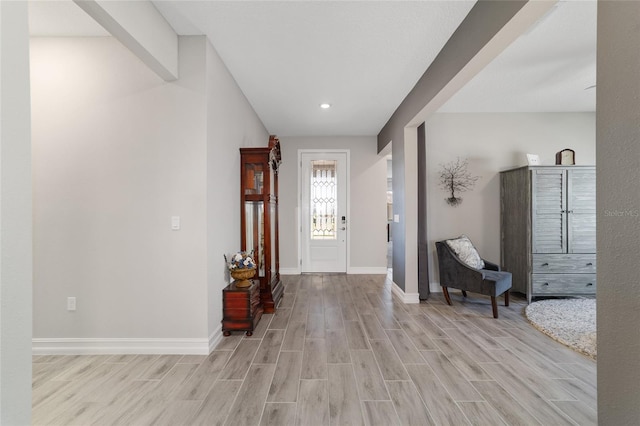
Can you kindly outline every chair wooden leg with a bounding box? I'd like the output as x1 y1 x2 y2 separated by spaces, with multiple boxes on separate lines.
442 287 452 305
461 290 467 298
504 290 510 306
491 296 498 318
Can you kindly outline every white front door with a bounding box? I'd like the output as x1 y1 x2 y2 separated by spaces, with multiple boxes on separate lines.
300 151 348 272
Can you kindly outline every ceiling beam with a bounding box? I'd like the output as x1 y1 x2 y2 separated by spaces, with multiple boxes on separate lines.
73 0 178 81
409 0 559 126
377 0 558 151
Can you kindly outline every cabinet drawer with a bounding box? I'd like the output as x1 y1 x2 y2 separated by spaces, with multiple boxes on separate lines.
223 308 254 320
532 274 596 294
224 298 250 310
224 291 252 300
532 254 596 273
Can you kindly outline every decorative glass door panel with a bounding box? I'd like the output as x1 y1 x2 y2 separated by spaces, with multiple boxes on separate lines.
244 163 264 195
301 151 348 273
244 201 265 277
270 201 277 274
310 160 338 240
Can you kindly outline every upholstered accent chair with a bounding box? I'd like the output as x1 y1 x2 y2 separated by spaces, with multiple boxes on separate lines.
436 236 512 318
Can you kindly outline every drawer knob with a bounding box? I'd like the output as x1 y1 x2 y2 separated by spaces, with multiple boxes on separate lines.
543 282 549 286
541 262 549 266
587 283 593 286
586 262 593 266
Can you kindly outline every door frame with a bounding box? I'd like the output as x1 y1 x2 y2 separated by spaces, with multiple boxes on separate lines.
298 149 350 273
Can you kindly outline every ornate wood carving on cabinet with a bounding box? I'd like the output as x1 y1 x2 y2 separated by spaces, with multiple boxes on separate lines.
239 136 283 313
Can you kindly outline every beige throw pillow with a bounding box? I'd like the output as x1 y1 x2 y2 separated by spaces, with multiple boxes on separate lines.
445 235 485 269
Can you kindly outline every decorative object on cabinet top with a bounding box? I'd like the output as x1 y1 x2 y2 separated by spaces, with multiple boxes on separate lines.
526 153 541 165
230 268 256 288
268 135 282 170
438 157 479 207
555 148 576 165
224 251 256 270
224 251 257 288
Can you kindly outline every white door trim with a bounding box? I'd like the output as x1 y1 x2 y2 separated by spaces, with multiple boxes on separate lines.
298 149 350 273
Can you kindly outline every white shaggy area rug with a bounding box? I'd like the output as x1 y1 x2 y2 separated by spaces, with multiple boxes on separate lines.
525 298 597 359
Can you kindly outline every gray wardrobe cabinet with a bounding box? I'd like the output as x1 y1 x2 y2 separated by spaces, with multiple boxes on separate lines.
500 166 596 303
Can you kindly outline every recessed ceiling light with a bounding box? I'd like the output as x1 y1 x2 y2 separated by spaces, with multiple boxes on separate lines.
320 103 331 109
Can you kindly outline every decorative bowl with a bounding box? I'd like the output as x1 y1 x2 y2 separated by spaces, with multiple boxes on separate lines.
230 268 256 288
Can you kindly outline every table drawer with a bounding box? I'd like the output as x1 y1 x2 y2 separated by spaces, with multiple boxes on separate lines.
224 298 250 310
532 254 596 273
223 308 254 320
532 274 596 294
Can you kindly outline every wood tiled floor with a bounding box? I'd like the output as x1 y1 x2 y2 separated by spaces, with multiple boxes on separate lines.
33 274 597 425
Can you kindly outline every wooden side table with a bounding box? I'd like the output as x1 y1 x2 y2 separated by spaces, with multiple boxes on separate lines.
221 280 263 336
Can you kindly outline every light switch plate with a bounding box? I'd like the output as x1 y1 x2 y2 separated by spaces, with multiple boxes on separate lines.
393 214 400 223
171 216 180 230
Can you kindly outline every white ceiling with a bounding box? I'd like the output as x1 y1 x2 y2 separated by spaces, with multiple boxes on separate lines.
28 0 596 137
439 0 597 113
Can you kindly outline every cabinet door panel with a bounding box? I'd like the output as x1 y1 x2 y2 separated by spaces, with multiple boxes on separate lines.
567 170 596 253
532 169 566 253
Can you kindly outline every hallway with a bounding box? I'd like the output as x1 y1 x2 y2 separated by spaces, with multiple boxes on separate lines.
33 274 596 425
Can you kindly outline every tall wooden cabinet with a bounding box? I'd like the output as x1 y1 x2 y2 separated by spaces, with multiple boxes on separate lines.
239 136 283 313
500 166 596 302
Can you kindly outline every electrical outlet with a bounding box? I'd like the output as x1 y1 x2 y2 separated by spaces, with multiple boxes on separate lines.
67 297 76 311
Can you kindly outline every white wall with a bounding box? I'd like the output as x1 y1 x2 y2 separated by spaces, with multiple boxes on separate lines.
278 136 387 274
31 35 268 353
426 112 596 285
205 40 269 342
31 36 207 349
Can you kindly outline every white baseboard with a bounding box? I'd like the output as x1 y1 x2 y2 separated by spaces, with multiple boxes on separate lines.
391 281 420 304
280 267 387 275
32 337 210 355
347 267 388 274
209 331 224 353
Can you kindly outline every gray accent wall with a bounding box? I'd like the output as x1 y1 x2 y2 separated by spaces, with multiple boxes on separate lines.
0 2 33 424
596 2 640 422
417 123 429 299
